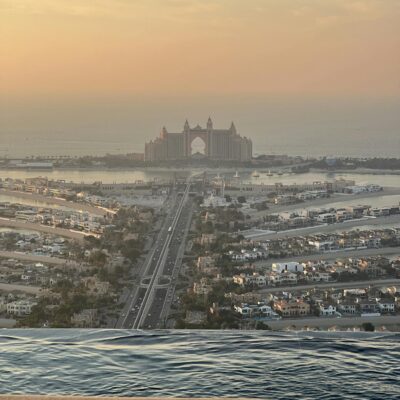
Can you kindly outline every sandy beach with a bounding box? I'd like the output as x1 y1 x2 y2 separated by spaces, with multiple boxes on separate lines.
0 218 87 240
0 189 108 217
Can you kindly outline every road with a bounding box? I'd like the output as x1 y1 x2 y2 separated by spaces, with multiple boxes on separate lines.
116 182 193 329
258 278 400 295
0 250 81 267
0 318 16 328
0 282 42 294
142 199 193 328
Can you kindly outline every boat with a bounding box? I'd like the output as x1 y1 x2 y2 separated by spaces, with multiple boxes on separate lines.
234 171 240 178
251 170 260 178
277 170 284 176
266 170 273 176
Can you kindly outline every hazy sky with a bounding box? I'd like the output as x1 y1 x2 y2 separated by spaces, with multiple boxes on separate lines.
0 0 399 156
2 0 400 97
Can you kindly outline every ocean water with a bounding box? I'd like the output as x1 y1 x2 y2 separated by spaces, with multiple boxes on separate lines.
0 330 399 399
1 133 399 159
2 97 400 159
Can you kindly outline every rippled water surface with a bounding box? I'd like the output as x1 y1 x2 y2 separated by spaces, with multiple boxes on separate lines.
1 170 400 187
0 330 399 399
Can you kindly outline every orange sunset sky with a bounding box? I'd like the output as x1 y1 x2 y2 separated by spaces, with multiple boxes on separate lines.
1 0 399 98
0 0 399 159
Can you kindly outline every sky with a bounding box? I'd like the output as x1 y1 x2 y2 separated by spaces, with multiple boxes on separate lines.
0 0 399 157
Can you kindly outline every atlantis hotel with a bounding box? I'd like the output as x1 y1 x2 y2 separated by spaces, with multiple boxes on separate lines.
144 118 252 162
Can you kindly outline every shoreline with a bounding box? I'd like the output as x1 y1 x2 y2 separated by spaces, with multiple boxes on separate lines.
310 167 400 175
245 186 400 218
0 189 108 216
246 213 400 240
1 165 400 175
0 218 87 241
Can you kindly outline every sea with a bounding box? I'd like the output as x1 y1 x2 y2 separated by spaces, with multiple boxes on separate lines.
2 96 400 159
1 134 400 159
0 330 399 399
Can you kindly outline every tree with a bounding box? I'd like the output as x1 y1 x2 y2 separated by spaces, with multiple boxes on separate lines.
194 196 204 206
89 250 107 267
237 196 246 204
254 201 269 211
120 239 143 262
361 322 375 332
84 235 102 248
255 321 271 330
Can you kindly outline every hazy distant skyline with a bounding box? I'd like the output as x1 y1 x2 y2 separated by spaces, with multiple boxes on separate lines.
1 1 399 157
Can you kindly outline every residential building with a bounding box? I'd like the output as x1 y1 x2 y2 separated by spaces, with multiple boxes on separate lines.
196 256 217 274
234 302 280 320
274 299 310 317
267 271 298 285
71 309 98 327
193 278 213 296
200 234 217 246
305 272 331 282
357 299 379 314
272 262 304 274
7 300 37 316
337 301 357 315
233 273 266 288
318 303 339 317
377 300 395 313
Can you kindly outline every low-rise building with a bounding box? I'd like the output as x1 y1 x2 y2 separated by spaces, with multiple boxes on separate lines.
308 239 338 252
337 301 357 315
343 288 367 298
200 234 217 246
82 276 111 296
193 278 213 296
225 292 263 304
233 273 266 287
71 309 98 327
272 262 304 274
7 300 37 316
234 302 280 320
267 271 298 285
305 272 331 282
316 213 336 224
318 303 338 317
274 299 310 317
356 299 379 314
197 256 216 273
377 300 395 313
